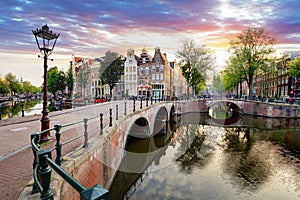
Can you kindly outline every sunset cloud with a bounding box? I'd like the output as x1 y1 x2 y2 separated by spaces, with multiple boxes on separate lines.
1 0 300 85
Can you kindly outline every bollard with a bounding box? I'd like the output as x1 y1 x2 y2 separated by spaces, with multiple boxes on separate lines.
146 97 148 107
133 99 136 112
124 102 127 115
155 97 157 103
54 124 63 166
83 118 88 147
116 105 119 120
21 104 25 117
140 98 142 109
109 108 112 127
0 110 1 120
100 113 103 135
151 97 153 105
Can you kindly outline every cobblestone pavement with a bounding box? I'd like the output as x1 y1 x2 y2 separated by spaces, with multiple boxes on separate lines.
0 101 131 200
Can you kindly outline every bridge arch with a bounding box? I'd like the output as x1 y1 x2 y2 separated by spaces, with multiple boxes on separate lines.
152 106 168 136
207 100 241 114
127 117 150 138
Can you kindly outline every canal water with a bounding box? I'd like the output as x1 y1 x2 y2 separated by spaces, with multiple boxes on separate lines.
109 114 300 200
0 100 42 119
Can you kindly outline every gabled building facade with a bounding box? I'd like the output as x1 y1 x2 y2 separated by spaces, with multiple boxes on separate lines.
124 49 138 97
137 48 152 98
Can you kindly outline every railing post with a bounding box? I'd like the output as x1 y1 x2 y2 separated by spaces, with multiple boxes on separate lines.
140 98 143 109
37 149 53 200
124 102 127 115
146 97 148 107
31 133 40 194
109 108 112 127
155 97 157 103
116 105 119 120
54 124 62 166
83 118 88 147
133 99 136 112
100 113 103 135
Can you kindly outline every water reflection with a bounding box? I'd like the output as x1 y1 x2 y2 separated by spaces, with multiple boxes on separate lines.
109 114 300 200
0 100 42 119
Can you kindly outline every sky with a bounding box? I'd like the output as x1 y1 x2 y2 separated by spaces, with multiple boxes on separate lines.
1 0 300 86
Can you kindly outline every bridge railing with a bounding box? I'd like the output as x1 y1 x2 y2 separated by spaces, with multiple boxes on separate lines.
30 111 110 199
29 98 167 199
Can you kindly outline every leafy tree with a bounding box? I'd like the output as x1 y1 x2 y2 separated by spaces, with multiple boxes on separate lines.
212 74 225 97
0 77 9 96
229 26 276 96
22 81 34 95
48 66 66 95
5 72 23 95
99 51 124 99
66 62 74 98
222 54 245 97
287 56 300 77
177 38 213 98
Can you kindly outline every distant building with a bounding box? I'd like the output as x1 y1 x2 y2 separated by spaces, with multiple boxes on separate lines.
124 49 138 97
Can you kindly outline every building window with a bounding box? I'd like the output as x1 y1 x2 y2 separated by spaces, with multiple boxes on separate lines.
152 74 155 80
160 73 164 80
142 57 146 63
160 65 164 71
156 74 159 80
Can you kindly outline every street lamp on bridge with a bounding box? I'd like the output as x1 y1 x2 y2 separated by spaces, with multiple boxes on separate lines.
32 24 60 142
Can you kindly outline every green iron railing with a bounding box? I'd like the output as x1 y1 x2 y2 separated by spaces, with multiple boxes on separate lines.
30 108 112 200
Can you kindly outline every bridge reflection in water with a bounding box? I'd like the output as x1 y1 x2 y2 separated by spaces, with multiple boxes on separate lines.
108 112 300 200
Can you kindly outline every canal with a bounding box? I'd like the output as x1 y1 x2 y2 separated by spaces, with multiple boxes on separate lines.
0 100 42 119
109 113 300 200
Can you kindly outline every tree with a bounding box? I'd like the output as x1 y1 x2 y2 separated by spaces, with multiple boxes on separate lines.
222 54 245 98
229 26 276 96
5 72 23 96
287 56 300 78
48 66 66 95
177 38 213 98
212 74 225 97
0 77 9 96
99 51 124 99
66 63 74 98
22 81 34 95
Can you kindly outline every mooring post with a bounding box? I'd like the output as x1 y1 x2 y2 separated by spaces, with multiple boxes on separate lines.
146 97 148 107
83 118 88 147
109 108 112 127
140 98 143 109
100 113 103 135
133 99 136 112
124 102 127 115
116 105 119 120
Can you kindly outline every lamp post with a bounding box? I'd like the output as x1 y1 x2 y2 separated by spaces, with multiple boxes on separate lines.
32 24 60 142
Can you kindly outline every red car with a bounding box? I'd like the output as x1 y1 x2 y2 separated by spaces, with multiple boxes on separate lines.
95 97 106 103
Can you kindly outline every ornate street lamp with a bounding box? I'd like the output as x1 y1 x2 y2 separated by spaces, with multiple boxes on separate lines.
32 24 60 142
